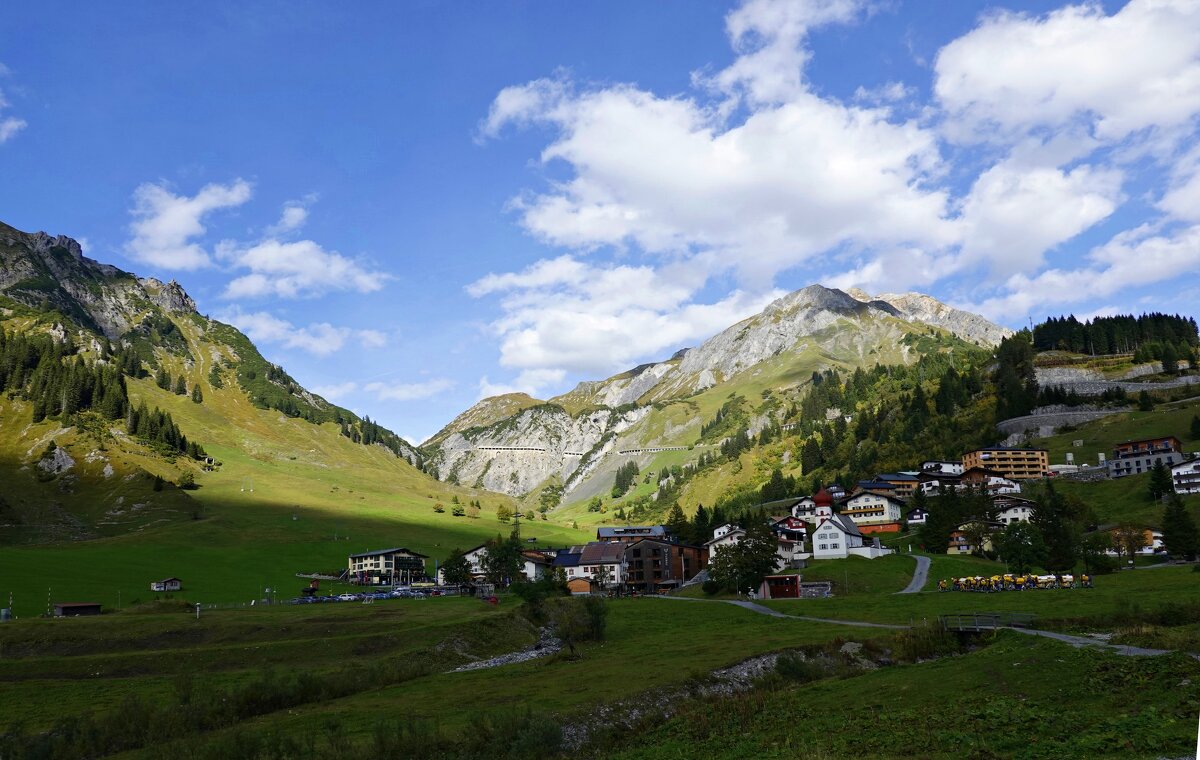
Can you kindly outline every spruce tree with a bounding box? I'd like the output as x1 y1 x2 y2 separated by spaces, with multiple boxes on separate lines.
1148 461 1174 501
155 368 171 390
174 375 188 395
191 385 203 404
1191 415 1200 441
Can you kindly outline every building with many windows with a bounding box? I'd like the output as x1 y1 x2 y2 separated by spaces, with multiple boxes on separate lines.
962 447 1048 480
347 548 427 585
1172 458 1200 495
1107 437 1185 478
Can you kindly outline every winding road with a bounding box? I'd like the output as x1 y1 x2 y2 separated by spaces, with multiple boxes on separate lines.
895 554 931 594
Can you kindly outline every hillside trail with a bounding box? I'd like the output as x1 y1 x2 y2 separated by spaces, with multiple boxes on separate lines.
655 595 1200 658
653 595 908 629
895 554 931 594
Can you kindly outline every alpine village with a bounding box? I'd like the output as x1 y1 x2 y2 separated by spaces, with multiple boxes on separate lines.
2 2 1200 759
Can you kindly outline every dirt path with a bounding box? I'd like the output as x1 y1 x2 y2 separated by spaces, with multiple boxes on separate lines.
1007 627 1200 659
654 595 908 629
895 555 931 595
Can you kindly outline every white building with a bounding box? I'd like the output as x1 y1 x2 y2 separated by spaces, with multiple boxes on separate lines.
994 496 1037 525
1172 458 1200 495
705 525 745 561
921 460 964 476
840 491 904 526
808 488 891 560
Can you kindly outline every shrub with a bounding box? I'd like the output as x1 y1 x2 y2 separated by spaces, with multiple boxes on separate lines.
775 653 826 683
702 579 721 596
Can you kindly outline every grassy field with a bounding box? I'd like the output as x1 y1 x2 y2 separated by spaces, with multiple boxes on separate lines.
603 631 1200 759
0 595 862 757
760 564 1200 626
1038 396 1200 467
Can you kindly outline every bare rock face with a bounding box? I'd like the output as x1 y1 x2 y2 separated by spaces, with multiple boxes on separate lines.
141 278 198 314
853 291 1013 347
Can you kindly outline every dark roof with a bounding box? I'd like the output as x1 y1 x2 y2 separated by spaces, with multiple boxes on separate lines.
156 577 181 583
857 480 899 490
54 602 101 608
580 542 627 563
596 526 665 539
348 547 429 559
553 553 582 568
876 472 918 482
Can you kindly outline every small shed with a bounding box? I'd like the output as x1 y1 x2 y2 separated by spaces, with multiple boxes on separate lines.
150 577 182 592
567 577 601 596
53 602 102 617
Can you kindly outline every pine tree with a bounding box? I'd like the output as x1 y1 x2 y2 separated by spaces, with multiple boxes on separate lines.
191 385 203 404
155 368 171 390
174 375 188 395
1191 415 1200 441
1148 461 1174 501
664 502 689 539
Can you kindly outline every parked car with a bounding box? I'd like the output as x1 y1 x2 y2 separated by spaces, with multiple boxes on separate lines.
337 593 357 601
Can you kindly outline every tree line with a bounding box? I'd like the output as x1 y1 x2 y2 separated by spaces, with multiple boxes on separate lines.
1033 313 1199 355
0 328 205 458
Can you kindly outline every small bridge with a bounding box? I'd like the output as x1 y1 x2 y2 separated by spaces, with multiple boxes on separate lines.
939 612 1037 632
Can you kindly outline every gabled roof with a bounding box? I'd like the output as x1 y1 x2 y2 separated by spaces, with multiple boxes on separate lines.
625 537 705 552
580 541 626 564
348 547 429 560
815 514 863 539
844 489 906 507
704 528 745 546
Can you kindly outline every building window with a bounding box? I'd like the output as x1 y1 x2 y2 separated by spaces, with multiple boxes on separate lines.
830 544 839 549
819 544 828 550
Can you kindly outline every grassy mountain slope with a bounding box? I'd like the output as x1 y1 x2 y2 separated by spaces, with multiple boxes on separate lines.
0 221 590 609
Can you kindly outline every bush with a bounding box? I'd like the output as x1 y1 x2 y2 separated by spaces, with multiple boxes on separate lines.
775 653 826 683
701 579 721 596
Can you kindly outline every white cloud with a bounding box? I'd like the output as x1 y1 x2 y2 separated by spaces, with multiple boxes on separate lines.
363 378 455 402
125 179 252 269
0 116 25 143
957 160 1124 275
478 369 567 400
265 202 309 236
469 255 781 382
935 0 1200 144
219 238 389 299
971 224 1200 320
217 308 386 357
0 64 25 144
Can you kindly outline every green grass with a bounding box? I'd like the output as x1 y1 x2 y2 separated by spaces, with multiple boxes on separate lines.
602 631 1200 759
759 564 1200 627
795 554 918 596
1038 397 1200 467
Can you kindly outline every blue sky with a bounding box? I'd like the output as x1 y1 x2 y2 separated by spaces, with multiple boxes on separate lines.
2 0 1199 443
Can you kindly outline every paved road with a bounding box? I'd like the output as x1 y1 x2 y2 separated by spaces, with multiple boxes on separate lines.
896 555 931 595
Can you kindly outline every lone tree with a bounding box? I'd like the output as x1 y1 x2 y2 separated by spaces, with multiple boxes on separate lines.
1031 482 1080 571
1111 524 1148 564
1191 414 1200 441
709 520 779 594
1149 461 1175 502
996 522 1048 574
174 375 188 396
440 548 472 590
482 531 523 586
1161 494 1199 561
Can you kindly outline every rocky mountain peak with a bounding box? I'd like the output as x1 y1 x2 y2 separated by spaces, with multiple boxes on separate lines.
141 278 198 314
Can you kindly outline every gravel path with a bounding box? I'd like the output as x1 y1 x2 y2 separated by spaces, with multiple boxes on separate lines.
1007 627 1200 659
895 555 931 595
654 595 908 629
